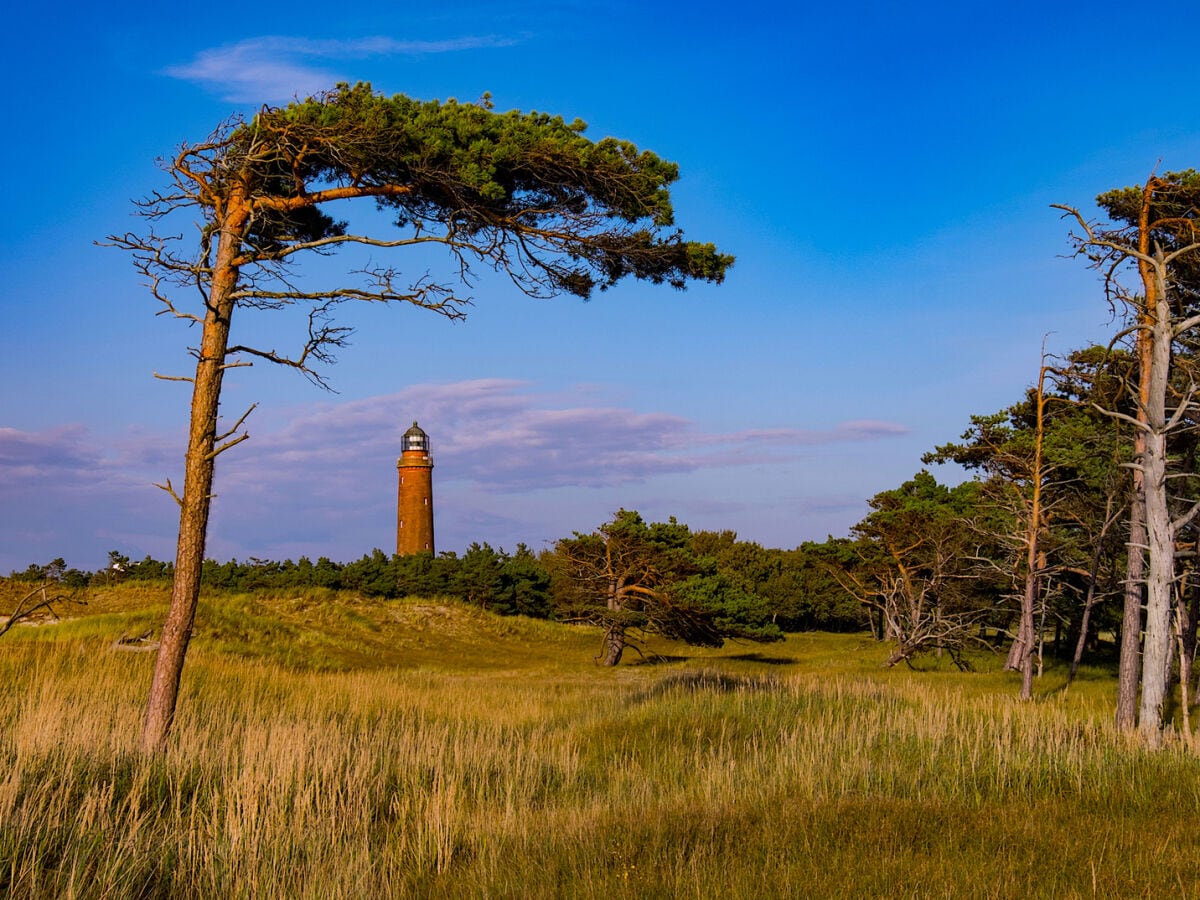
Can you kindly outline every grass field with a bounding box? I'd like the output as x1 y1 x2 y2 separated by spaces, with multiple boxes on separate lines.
1 580 1198 898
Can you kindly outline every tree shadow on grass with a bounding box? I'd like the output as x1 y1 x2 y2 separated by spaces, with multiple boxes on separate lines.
629 654 691 666
726 652 797 666
631 668 784 700
629 651 798 667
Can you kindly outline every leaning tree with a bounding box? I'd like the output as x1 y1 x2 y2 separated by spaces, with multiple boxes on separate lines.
111 83 733 751
550 510 780 665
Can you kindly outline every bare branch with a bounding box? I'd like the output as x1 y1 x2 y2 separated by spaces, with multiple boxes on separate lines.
1162 239 1200 268
1091 402 1153 433
154 478 184 507
0 584 86 638
234 230 471 266
230 271 471 320
206 432 250 460
216 403 258 443
1171 496 1200 535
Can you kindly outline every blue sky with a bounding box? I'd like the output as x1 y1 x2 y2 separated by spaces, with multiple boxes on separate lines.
3 1 1199 572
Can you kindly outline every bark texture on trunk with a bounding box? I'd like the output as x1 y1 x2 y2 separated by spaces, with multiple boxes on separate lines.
1116 435 1147 729
1140 427 1173 747
600 624 626 667
1018 570 1038 701
1005 610 1031 671
141 205 246 753
1137 274 1175 748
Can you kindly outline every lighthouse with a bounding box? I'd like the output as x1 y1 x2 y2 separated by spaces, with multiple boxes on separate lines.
396 421 435 555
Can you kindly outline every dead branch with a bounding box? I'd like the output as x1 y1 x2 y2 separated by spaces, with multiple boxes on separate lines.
215 403 258 443
0 583 86 637
154 478 183 507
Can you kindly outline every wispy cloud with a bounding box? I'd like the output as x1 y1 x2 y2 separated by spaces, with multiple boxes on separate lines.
0 425 173 494
165 34 521 102
0 424 178 572
0 381 907 569
214 380 910 496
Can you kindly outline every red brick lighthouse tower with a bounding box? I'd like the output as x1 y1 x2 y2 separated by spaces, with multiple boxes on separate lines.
396 421 435 555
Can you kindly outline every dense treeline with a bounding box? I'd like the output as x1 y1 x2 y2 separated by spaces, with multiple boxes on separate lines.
9 547 555 618
7 530 865 636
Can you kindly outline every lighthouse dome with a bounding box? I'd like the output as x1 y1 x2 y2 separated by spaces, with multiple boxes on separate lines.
402 421 429 453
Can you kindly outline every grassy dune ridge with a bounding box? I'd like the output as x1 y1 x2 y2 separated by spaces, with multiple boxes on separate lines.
0 581 1197 897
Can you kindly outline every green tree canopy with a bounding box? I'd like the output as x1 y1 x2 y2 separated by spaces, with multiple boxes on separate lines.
846 472 993 669
549 510 780 665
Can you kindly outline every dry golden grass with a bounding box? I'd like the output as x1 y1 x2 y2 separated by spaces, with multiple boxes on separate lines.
0 581 1196 897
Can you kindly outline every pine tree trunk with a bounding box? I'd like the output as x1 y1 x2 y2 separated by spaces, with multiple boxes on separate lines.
1069 535 1108 683
1015 362 1046 700
1019 568 1038 700
1186 580 1199 698
1140 427 1174 747
1176 577 1194 743
1116 449 1146 729
141 204 245 753
1138 282 1175 748
1005 609 1031 671
600 623 626 666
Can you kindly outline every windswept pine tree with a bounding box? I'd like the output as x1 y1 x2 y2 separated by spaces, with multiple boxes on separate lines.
111 84 732 751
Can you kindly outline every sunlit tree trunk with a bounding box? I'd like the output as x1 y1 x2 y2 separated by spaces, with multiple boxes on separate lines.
1185 571 1199 697
142 202 247 753
1175 569 1195 743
